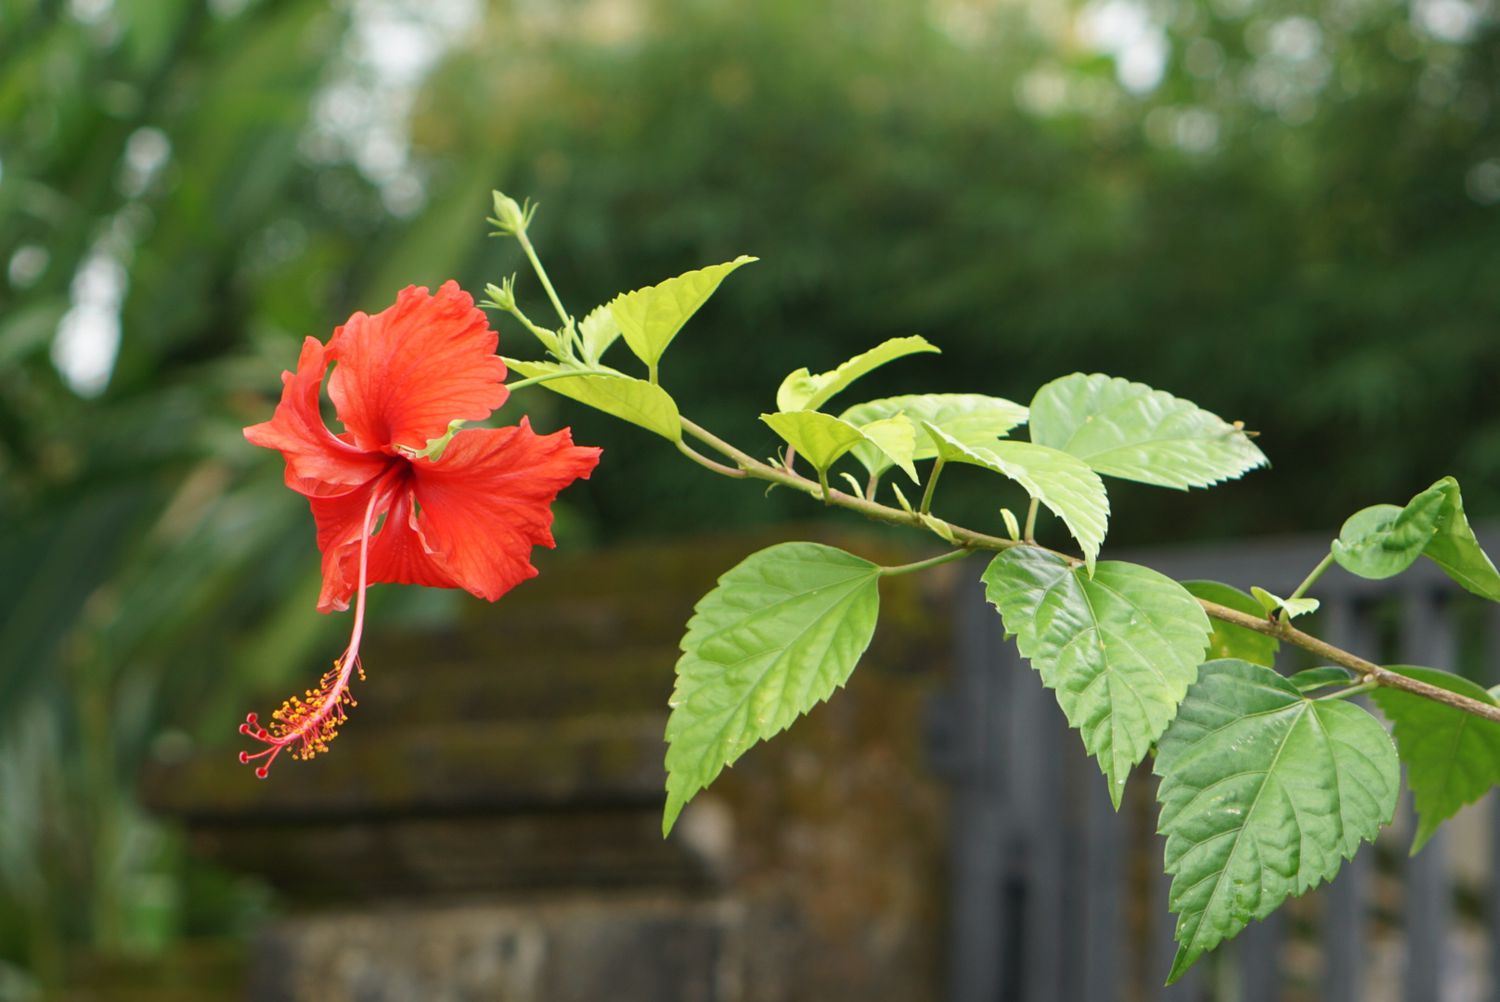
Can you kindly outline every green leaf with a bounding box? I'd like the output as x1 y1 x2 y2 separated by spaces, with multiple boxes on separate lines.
918 512 957 543
983 548 1210 808
1370 666 1500 854
609 255 757 370
578 304 622 364
1333 478 1500 602
1181 581 1280 668
839 392 1028 478
776 335 940 412
504 359 681 442
853 415 919 482
663 542 882 834
1288 667 1354 693
1156 660 1398 983
926 425 1110 569
1250 586 1319 620
1029 373 1268 490
760 411 867 473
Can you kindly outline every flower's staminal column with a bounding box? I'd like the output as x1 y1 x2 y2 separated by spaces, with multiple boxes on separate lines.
239 484 379 777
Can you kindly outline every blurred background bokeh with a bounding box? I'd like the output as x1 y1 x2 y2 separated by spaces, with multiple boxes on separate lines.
2 0 1499 998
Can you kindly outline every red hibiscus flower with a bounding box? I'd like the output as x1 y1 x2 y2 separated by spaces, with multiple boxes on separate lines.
239 281 600 776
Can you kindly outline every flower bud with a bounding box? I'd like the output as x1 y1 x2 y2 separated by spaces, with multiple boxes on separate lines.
491 191 527 235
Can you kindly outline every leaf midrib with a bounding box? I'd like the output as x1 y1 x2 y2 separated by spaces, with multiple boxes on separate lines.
1177 699 1310 968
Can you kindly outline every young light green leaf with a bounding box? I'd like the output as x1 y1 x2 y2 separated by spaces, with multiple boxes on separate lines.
1000 507 1021 541
1370 666 1500 854
578 304 621 364
609 255 757 370
837 472 865 499
1181 580 1280 668
775 335 940 413
926 424 1109 569
983 548 1210 808
505 359 682 442
1250 585 1319 620
1029 373 1268 490
1332 478 1500 602
890 482 914 513
1288 666 1353 693
1156 659 1398 983
839 393 1028 478
854 414 919 483
663 542 882 834
760 411 866 473
918 512 957 543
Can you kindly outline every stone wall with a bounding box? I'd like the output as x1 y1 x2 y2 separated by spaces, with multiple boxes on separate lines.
146 529 956 1001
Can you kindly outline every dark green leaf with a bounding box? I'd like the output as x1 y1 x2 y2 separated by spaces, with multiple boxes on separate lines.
984 548 1210 807
1157 660 1398 982
1370 666 1500 853
1182 580 1279 668
1288 667 1354 693
663 543 882 834
1332 478 1500 601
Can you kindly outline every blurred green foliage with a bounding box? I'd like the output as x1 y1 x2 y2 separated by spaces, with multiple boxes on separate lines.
0 0 1497 989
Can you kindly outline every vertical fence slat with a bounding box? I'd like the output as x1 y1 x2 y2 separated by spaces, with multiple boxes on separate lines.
1014 640 1065 1002
1083 776 1123 1002
947 580 1007 1002
1321 594 1373 1002
1236 911 1283 1002
1154 859 1205 1002
1402 589 1454 1002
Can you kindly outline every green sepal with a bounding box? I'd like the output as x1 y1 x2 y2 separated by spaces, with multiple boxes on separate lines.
776 335 939 413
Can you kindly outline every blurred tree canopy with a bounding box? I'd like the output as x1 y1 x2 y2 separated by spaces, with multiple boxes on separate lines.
0 0 1497 988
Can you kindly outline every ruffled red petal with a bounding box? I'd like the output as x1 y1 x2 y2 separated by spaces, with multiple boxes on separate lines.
408 420 601 602
309 479 382 613
243 337 389 497
311 468 469 613
326 282 509 455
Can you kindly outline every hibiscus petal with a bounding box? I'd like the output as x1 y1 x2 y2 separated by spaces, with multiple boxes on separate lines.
243 337 389 496
410 420 601 602
309 481 380 613
311 471 461 613
326 282 509 454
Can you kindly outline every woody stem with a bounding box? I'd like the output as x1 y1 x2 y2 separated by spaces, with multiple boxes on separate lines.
672 415 1500 726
